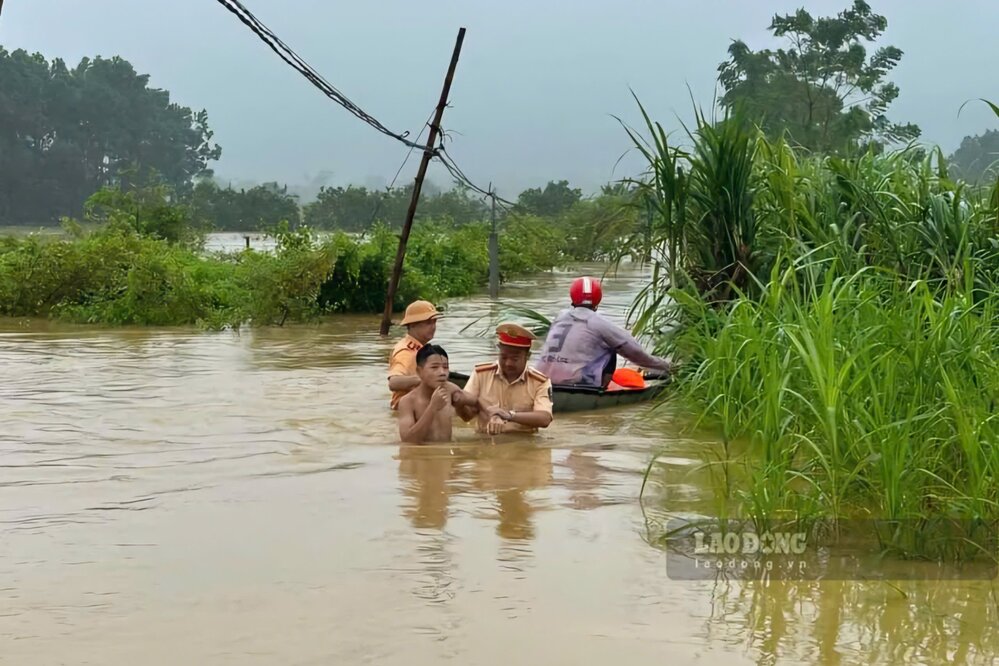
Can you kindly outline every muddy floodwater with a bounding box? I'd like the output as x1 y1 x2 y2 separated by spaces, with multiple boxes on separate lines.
3 264 998 665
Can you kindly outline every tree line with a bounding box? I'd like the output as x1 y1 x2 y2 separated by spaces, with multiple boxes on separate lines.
2 1 996 231
0 45 602 230
186 177 594 233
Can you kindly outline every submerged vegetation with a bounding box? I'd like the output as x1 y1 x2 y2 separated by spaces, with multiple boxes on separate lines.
628 96 999 560
0 185 644 328
0 45 644 327
0 181 643 327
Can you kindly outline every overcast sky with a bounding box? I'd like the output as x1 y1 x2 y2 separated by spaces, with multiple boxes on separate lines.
3 1 997 197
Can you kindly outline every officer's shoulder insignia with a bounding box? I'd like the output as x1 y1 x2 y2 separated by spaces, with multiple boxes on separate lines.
405 341 421 351
527 367 549 382
475 361 498 372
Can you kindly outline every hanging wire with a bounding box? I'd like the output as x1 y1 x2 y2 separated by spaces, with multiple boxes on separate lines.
362 109 437 230
214 0 515 213
214 0 430 152
436 145 516 210
389 110 436 189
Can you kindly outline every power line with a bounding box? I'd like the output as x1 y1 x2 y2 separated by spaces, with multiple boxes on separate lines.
437 145 516 210
389 110 436 190
362 110 436 229
214 0 512 212
214 0 429 152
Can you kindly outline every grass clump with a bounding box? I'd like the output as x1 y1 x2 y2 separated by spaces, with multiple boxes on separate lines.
628 99 999 561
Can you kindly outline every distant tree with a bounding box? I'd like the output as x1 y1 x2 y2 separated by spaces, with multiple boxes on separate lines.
717 1 920 153
948 130 999 183
599 182 636 197
415 185 488 224
304 186 387 232
238 183 300 229
557 188 640 261
189 180 299 231
0 48 220 225
303 183 488 231
516 180 582 217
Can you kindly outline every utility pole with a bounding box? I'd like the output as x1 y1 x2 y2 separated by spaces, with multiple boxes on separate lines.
0 0 6 22
379 27 466 336
488 186 499 299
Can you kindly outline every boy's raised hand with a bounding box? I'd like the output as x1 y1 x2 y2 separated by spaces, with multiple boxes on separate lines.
430 385 451 411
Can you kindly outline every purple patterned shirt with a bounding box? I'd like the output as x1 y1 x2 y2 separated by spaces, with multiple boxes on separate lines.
533 307 670 386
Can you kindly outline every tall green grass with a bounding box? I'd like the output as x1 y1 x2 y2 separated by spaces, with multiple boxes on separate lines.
669 261 998 551
631 99 999 559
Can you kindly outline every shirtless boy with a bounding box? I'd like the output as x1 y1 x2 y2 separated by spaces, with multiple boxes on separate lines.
397 344 456 444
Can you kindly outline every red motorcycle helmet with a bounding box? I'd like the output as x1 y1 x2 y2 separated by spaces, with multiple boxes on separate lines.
569 276 603 307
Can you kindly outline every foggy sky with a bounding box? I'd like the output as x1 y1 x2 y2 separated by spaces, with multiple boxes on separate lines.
2 0 997 198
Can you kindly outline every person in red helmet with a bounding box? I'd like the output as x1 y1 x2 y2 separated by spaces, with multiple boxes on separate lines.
534 276 672 387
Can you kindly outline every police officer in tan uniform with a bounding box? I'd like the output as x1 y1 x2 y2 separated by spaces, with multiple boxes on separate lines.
454 323 554 435
387 300 442 410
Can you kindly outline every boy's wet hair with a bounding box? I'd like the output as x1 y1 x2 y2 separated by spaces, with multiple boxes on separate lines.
416 344 448 367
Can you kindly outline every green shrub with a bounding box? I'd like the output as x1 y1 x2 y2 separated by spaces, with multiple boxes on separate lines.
0 204 578 327
498 214 565 277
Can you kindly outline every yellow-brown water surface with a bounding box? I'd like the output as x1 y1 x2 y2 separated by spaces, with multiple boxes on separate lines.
3 266 997 665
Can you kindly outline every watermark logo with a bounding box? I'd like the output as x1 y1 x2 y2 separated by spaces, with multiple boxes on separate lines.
664 518 998 581
693 529 808 556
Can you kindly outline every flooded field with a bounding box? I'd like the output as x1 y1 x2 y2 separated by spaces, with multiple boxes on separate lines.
2 265 997 665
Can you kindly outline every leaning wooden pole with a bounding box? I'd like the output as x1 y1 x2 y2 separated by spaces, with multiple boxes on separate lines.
488 187 499 299
379 27 466 336
0 0 6 21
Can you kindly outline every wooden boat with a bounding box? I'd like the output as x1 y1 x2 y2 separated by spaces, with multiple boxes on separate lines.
448 370 670 413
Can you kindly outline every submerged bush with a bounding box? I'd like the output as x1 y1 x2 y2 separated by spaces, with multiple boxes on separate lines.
0 222 337 327
0 210 570 327
497 213 565 277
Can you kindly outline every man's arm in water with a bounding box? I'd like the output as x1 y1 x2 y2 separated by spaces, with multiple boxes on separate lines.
397 395 420 443
495 409 552 429
398 396 433 444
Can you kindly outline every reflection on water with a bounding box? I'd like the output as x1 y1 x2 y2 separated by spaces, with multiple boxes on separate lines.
398 443 553 540
399 445 463 530
2 263 998 664
696 575 999 665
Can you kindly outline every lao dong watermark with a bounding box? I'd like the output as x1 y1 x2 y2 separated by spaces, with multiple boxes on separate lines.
695 529 808 556
683 525 809 579
664 518 999 581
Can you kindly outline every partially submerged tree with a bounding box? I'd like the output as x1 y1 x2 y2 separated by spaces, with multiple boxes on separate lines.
191 180 301 232
717 0 920 153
